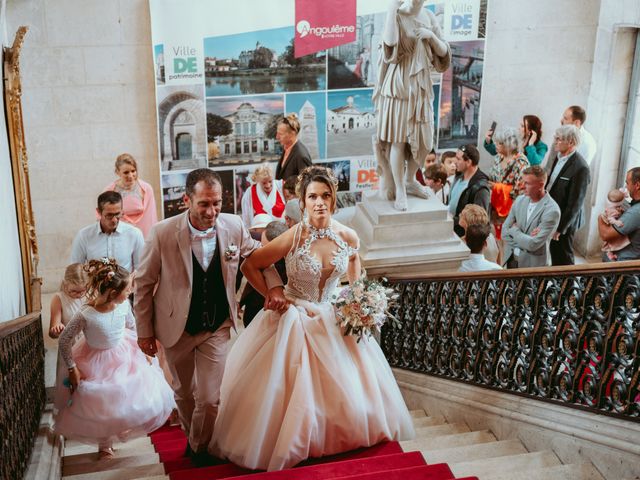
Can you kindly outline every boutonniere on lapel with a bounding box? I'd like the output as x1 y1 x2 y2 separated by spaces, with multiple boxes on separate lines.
224 243 238 260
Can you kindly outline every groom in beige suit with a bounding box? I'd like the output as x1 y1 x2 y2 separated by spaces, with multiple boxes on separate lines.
135 168 284 461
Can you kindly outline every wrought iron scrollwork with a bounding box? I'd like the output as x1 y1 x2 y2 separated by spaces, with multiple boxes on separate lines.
382 268 640 421
0 314 46 480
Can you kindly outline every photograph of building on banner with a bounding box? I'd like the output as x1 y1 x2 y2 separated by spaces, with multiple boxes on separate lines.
154 44 165 85
437 40 484 150
157 85 208 172
206 94 284 166
327 89 376 158
204 26 326 97
284 92 326 160
327 13 384 90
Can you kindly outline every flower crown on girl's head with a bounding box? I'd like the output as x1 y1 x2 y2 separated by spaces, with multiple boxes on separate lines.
84 258 128 299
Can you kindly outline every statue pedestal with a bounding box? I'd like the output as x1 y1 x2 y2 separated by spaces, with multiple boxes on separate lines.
350 192 469 276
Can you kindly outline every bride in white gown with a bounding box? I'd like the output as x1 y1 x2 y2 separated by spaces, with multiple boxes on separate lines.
208 166 415 471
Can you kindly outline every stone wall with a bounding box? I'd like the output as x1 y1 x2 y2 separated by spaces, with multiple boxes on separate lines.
6 0 160 292
479 0 600 175
577 0 640 256
481 0 640 258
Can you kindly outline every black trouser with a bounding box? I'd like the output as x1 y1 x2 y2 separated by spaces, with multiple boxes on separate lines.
241 290 264 328
550 229 576 266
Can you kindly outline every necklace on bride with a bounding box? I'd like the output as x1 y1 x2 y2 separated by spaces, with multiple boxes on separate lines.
306 220 332 239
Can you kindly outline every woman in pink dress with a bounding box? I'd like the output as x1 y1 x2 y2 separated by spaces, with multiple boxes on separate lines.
54 259 175 458
103 153 158 238
209 166 414 471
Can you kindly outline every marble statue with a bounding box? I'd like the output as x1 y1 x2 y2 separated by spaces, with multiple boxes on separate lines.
373 0 451 210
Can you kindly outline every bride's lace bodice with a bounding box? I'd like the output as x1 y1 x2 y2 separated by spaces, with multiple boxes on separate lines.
285 223 358 303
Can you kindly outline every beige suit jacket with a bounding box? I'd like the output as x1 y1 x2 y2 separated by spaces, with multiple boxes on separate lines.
134 211 278 348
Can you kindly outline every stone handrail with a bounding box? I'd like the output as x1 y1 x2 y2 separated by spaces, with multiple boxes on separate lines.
382 261 640 421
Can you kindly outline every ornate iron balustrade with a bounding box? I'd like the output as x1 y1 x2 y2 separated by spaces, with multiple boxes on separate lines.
0 313 46 480
382 262 640 420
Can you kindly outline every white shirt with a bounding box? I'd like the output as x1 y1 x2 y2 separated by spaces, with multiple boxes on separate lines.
526 200 539 223
459 254 503 272
70 221 144 272
188 218 217 271
241 180 284 229
484 233 500 263
548 151 573 188
426 184 449 205
512 200 540 258
578 126 597 166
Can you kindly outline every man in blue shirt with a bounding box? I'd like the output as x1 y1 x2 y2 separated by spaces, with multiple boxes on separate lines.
598 167 640 261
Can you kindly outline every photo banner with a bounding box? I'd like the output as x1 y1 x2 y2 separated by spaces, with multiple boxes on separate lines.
149 0 489 219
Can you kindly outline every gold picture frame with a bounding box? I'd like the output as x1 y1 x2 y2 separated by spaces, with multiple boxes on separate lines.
4 26 41 312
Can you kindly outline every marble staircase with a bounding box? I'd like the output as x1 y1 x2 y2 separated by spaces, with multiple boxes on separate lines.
55 408 607 480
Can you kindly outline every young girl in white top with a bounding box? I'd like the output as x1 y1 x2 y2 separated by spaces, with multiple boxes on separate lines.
49 263 87 338
49 263 87 413
54 258 175 459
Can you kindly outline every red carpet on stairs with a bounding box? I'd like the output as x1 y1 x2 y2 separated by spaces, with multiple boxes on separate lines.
148 425 479 480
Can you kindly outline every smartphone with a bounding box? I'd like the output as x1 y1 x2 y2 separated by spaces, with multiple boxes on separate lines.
490 121 497 132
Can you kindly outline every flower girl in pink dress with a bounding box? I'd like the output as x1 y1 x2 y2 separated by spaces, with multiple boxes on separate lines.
54 259 175 458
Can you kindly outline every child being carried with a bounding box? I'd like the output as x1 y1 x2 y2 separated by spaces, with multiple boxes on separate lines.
601 188 630 260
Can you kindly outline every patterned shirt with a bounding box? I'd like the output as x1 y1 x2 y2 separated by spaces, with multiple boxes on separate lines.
489 153 530 198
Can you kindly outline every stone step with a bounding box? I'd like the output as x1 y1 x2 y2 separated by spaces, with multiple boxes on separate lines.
414 422 470 438
482 462 605 480
65 437 153 450
401 430 497 452
64 437 153 456
412 414 447 428
450 450 561 479
63 446 156 466
421 439 528 465
61 463 165 480
129 476 168 480
409 409 427 418
62 453 159 476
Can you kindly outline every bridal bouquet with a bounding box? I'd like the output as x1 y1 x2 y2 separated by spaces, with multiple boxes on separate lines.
332 277 399 342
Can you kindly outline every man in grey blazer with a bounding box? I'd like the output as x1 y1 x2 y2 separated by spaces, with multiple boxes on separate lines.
544 125 590 265
503 166 561 268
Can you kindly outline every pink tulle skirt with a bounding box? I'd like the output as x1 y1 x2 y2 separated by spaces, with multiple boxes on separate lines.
54 329 175 445
209 300 415 471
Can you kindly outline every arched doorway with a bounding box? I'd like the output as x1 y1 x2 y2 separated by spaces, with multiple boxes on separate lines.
176 132 193 159
348 117 354 129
